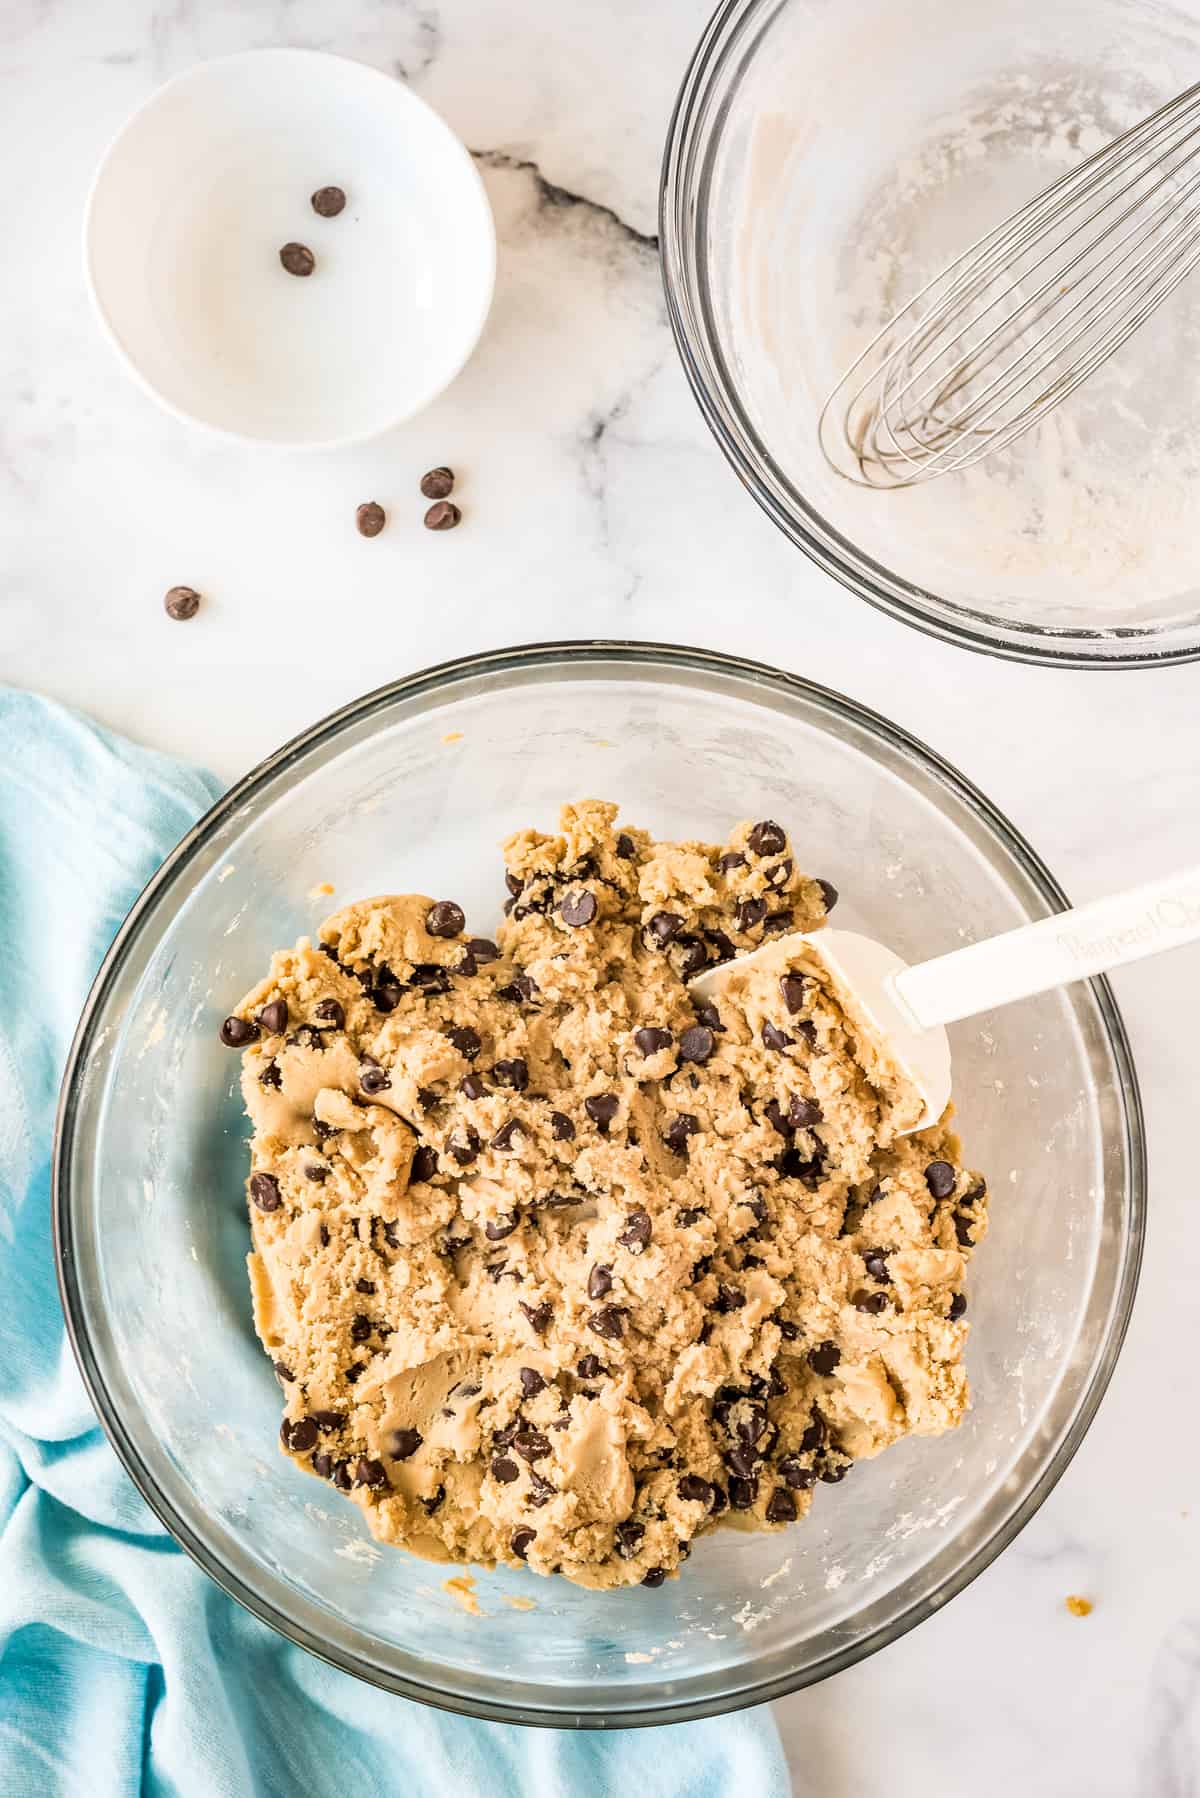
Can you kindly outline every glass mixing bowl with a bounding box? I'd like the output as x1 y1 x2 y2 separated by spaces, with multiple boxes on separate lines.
661 0 1200 666
55 643 1143 1724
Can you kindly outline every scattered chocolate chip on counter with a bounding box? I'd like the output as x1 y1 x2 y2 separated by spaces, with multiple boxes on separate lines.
311 185 347 218
163 586 201 622
279 242 315 277
356 501 386 538
420 466 455 500
424 500 462 531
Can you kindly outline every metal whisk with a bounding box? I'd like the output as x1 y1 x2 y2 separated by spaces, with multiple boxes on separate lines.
819 80 1200 489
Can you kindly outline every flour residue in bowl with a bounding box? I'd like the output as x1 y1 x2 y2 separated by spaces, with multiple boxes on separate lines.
727 3 1200 632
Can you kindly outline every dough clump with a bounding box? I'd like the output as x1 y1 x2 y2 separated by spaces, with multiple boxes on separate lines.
229 801 986 1589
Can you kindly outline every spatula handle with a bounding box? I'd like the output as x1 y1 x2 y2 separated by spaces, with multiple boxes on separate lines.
891 864 1200 1029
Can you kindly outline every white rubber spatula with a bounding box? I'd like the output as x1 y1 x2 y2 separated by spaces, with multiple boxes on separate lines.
690 865 1200 1132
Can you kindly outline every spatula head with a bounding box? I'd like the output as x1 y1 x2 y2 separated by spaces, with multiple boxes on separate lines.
689 929 951 1134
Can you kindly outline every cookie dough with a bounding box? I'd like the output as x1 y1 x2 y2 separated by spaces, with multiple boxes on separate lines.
225 800 987 1590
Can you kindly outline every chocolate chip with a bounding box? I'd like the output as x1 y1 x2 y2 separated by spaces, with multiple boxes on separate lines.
673 934 707 978
820 1460 850 1484
724 1443 759 1480
426 900 465 938
511 1526 536 1561
420 466 455 500
520 1300 553 1333
788 1094 822 1128
616 833 636 860
736 898 767 932
372 978 403 1013
281 1417 319 1452
714 1284 745 1313
356 501 386 538
259 1060 282 1091
493 1058 529 1091
220 1015 259 1048
312 1451 334 1478
505 872 524 898
448 1129 480 1166
926 1160 957 1199
778 1456 816 1491
588 1263 613 1299
608 1520 644 1561
513 1428 551 1464
719 851 747 873
460 1074 486 1100
641 1567 666 1588
748 821 787 856
410 964 452 994
729 1475 757 1509
588 1305 625 1341
955 1214 975 1247
424 500 461 531
808 1340 841 1375
491 1454 520 1483
766 1487 798 1523
584 1092 618 1129
359 1061 391 1095
354 1457 389 1490
634 1026 673 1057
646 911 683 946
164 585 201 621
664 1114 699 1154
852 1288 888 1314
251 999 287 1037
416 1088 440 1112
679 1025 715 1065
817 879 839 912
279 241 315 276
273 1361 294 1382
767 908 793 932
679 1474 714 1506
528 1471 555 1506
443 1025 481 1062
764 1099 790 1137
249 1172 282 1212
618 1211 652 1253
485 1214 518 1241
410 1145 438 1183
550 1111 575 1141
800 1415 827 1456
422 1485 446 1515
779 974 807 1014
350 1313 373 1343
949 1292 967 1320
777 1318 799 1341
560 889 597 927
519 1367 546 1398
766 860 793 891
310 184 346 216
577 1354 602 1379
491 1118 520 1151
469 937 500 963
678 1207 705 1228
389 1428 423 1460
314 998 345 1029
864 1250 891 1284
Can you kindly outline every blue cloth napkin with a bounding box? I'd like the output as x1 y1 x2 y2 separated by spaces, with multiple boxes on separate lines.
0 688 789 1798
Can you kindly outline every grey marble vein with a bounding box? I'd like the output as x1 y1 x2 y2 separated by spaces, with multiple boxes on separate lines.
470 147 659 252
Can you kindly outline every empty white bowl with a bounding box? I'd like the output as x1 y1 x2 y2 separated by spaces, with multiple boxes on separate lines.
85 49 496 447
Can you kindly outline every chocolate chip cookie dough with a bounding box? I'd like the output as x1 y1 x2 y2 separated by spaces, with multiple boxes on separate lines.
223 801 987 1590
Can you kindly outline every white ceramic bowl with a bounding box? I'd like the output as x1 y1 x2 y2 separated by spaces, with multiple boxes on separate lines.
85 50 496 447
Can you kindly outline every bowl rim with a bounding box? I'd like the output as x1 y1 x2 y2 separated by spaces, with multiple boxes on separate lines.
53 639 1146 1726
658 0 1200 670
82 46 497 451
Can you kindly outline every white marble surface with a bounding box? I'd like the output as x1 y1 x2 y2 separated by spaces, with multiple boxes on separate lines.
4 3 1199 1793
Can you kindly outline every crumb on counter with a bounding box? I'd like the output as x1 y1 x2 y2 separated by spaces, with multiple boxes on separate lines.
441 731 464 744
503 1595 537 1612
1065 1594 1093 1617
308 883 335 898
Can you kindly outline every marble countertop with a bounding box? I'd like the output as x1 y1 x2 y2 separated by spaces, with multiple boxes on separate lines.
4 3 1199 1793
